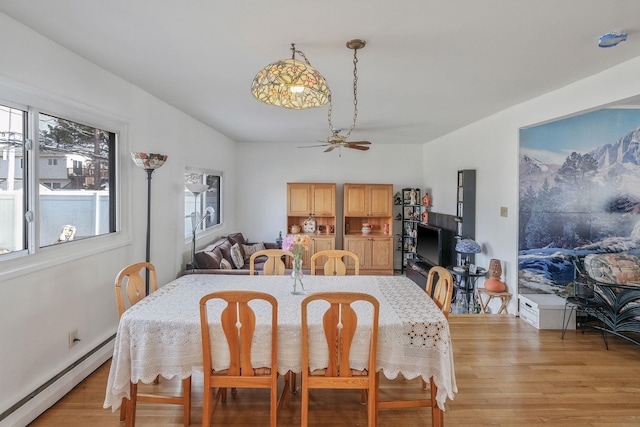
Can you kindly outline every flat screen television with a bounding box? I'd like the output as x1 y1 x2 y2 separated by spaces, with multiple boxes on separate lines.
416 224 442 266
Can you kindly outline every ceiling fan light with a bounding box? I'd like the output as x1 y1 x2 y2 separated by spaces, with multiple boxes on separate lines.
251 57 330 109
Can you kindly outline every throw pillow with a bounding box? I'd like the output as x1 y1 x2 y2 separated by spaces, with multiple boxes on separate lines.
195 247 224 269
219 258 233 270
230 243 245 269
242 242 266 261
227 232 246 247
217 239 234 266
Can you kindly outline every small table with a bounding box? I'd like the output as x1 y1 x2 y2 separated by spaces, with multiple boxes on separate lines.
447 266 487 313
477 288 511 314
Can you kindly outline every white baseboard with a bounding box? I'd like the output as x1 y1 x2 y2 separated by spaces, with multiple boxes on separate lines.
0 340 114 427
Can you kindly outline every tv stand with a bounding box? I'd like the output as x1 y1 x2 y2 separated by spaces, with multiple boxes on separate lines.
406 259 433 291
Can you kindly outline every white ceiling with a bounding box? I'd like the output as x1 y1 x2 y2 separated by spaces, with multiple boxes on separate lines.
1 0 640 147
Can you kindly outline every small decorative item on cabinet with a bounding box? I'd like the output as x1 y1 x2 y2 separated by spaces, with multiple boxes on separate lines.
276 231 283 249
422 192 431 206
394 191 403 205
361 223 372 235
409 188 417 205
422 210 429 223
291 224 301 234
303 214 316 233
383 223 389 234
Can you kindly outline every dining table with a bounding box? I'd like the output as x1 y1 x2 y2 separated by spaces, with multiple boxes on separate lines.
103 274 458 424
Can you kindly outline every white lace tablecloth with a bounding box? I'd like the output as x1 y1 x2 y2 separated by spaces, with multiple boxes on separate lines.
103 274 457 411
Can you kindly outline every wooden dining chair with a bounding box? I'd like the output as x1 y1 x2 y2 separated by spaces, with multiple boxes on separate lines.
301 292 380 427
310 249 360 276
249 249 293 275
200 290 288 427
425 266 454 318
114 262 192 427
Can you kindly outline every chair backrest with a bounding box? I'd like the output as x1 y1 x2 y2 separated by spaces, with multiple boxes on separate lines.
310 249 360 276
249 249 293 276
301 292 379 378
425 266 454 318
114 262 158 317
199 290 278 378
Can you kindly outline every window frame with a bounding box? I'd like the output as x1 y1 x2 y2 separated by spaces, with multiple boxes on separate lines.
0 80 130 280
184 167 223 239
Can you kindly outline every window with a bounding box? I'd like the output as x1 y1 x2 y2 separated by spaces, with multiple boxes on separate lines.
184 168 221 237
0 102 116 257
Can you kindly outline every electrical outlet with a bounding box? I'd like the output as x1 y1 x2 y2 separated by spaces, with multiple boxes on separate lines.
68 329 79 348
500 207 508 217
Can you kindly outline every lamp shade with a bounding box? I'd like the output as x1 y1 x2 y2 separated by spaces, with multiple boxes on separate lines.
131 152 167 170
251 58 330 109
185 183 209 195
455 238 481 254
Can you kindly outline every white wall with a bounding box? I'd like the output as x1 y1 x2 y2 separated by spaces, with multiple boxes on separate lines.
234 142 424 252
0 12 238 425
423 56 640 314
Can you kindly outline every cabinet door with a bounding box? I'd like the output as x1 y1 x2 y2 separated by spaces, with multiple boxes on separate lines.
311 184 336 216
369 185 392 217
310 236 335 273
344 185 367 216
344 237 368 270
312 236 335 253
287 184 312 216
370 237 393 270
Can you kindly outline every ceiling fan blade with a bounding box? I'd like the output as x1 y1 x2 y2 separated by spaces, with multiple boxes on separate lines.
346 144 370 151
324 146 337 152
346 140 371 145
298 144 330 148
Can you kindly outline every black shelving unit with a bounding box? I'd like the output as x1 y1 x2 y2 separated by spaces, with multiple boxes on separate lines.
455 170 476 265
399 187 428 272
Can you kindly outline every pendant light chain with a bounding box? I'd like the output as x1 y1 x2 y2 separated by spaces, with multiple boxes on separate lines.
327 43 361 139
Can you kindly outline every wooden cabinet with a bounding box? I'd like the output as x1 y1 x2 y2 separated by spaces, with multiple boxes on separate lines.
287 183 335 217
344 184 392 217
287 183 336 270
344 236 393 275
343 183 393 275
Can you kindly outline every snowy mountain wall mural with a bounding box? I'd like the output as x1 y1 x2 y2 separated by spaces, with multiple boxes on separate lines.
519 108 640 296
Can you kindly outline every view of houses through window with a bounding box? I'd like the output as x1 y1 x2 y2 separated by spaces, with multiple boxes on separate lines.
0 103 116 257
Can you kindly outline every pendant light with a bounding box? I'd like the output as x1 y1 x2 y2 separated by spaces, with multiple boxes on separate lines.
251 43 330 109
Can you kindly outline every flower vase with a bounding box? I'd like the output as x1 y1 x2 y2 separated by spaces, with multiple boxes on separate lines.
291 256 305 294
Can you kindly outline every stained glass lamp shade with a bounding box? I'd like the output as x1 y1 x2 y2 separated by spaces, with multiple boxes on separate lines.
251 44 330 109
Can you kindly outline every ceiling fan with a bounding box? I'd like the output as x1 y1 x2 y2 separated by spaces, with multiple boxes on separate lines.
300 129 370 153
299 39 371 154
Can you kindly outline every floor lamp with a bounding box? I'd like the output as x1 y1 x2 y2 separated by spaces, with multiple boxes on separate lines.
131 152 168 295
186 183 211 273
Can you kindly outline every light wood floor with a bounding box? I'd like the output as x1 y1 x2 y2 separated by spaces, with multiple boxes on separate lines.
28 315 640 426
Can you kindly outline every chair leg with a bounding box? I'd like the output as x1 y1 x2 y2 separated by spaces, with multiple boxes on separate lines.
128 382 137 427
182 377 192 427
119 397 127 421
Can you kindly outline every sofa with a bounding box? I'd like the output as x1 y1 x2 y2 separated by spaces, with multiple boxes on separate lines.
183 232 280 275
